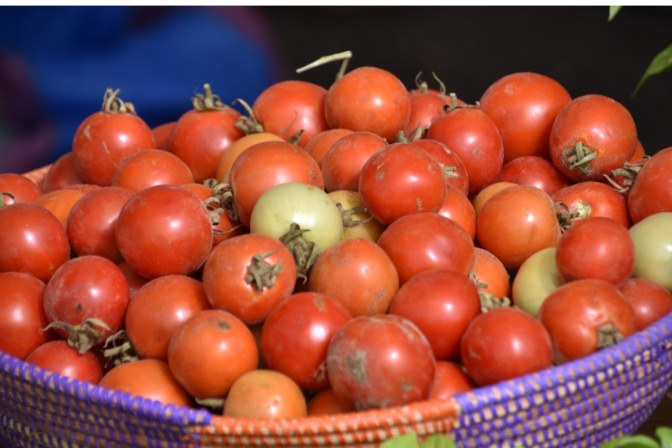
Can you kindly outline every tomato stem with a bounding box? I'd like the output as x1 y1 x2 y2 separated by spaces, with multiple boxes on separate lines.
336 203 375 228
192 84 231 112
245 250 284 291
101 88 136 115
295 50 353 81
279 222 320 282
103 330 140 367
42 318 111 354
0 192 15 209
561 141 597 174
597 323 625 348
232 98 264 134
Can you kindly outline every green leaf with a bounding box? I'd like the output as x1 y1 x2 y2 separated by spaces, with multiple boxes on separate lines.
381 432 421 448
656 427 672 448
632 43 672 98
599 434 661 448
608 6 622 22
420 434 457 448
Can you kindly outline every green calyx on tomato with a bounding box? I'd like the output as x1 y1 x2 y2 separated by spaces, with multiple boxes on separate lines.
279 222 320 282
191 83 232 112
560 141 597 174
43 318 111 354
244 250 285 291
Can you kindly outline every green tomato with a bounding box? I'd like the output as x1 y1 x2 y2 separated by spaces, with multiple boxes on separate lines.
629 212 672 291
511 247 564 317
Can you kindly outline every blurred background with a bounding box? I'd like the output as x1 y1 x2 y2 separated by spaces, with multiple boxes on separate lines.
1 5 671 174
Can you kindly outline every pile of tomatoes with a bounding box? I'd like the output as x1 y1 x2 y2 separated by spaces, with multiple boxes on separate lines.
2 60 672 421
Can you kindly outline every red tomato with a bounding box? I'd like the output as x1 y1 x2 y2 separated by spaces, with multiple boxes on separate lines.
168 84 244 183
476 185 561 271
167 309 258 400
438 183 477 240
470 247 511 300
261 291 352 391
628 146 672 224
201 233 297 325
472 181 516 218
111 149 194 192
151 121 176 150
125 275 211 361
411 138 470 196
539 279 636 364
428 361 476 400
325 66 411 142
303 128 354 169
619 277 672 331
377 212 475 284
252 80 330 147
308 237 399 317
72 88 155 186
359 142 447 226
307 387 356 416
0 272 54 360
555 216 635 286
34 188 85 229
388 269 481 361
427 106 504 195
326 314 436 410
479 72 571 162
549 94 637 183
552 181 631 230
496 155 572 196
321 131 387 192
117 261 149 297
402 91 452 139
115 184 214 279
0 202 71 283
25 339 102 384
460 307 553 386
0 172 43 204
42 152 86 193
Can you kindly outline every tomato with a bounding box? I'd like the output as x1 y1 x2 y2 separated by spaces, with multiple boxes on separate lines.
437 183 477 240
428 361 476 400
427 106 504 195
321 131 387 192
538 279 636 364
34 188 85 229
619 278 672 331
72 88 155 186
25 339 102 384
470 247 511 300
167 309 258 400
479 72 571 162
0 202 71 283
252 80 330 148
42 152 86 193
125 275 211 361
377 212 475 284
549 94 637 183
308 237 399 317
215 132 285 184
223 369 307 419
168 84 244 183
0 172 42 204
116 261 148 297
151 121 176 150
411 138 470 196
326 314 436 410
628 212 672 291
99 358 193 407
115 184 214 279
202 233 297 325
476 185 561 271
307 387 356 416
460 307 553 386
552 181 631 230
511 247 563 317
43 255 130 349
403 91 452 139
303 128 354 169
66 186 134 264
388 269 481 361
555 216 635 286
327 190 386 242
261 291 352 391
628 147 672 223
471 181 517 218
228 140 324 228
0 272 54 360
111 149 194 192
358 142 447 226
496 155 571 196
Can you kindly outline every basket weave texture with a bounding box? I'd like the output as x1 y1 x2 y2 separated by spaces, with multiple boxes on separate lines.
2 310 671 448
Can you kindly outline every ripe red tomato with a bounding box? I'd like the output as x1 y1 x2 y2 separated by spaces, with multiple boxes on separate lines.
402 91 453 139
538 279 637 364
115 184 214 279
476 185 561 271
411 138 470 196
261 291 352 391
252 80 330 148
552 181 632 229
72 88 155 186
321 131 387 192
388 269 481 361
428 361 476 400
496 155 571 196
327 314 436 410
151 121 176 150
460 307 553 386
0 202 71 283
201 233 297 325
167 309 258 400
41 152 86 193
555 216 635 286
471 247 511 300
628 146 672 224
111 149 194 192
307 387 356 416
34 188 85 229
325 66 411 142
377 212 475 284
168 84 244 183
0 173 43 204
303 128 354 169
215 132 286 184
549 94 637 183
438 183 477 240
25 339 102 384
0 272 54 360
619 277 672 331
479 72 571 162
358 142 447 226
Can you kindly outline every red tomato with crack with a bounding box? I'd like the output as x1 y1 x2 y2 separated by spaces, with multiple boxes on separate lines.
26 339 102 384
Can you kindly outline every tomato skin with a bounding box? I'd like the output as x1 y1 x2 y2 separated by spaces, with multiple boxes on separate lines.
388 269 481 361
358 142 447 226
479 72 571 162
555 216 635 287
511 247 563 317
549 94 637 183
460 307 553 387
619 278 672 331
538 279 636 364
628 212 672 292
0 173 43 204
303 128 354 169
327 190 386 242
412 138 470 196
224 369 307 419
496 155 571 196
42 152 86 193
215 132 285 184
35 189 85 229
325 66 411 142
628 146 672 224
321 131 388 192
403 92 451 139
552 181 631 229
438 183 477 240
111 149 194 192
0 272 54 360
307 387 356 416
151 121 176 150
471 181 517 218
326 314 436 411
471 247 511 300
428 361 476 400
25 339 102 384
